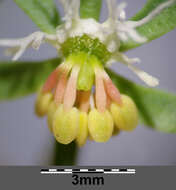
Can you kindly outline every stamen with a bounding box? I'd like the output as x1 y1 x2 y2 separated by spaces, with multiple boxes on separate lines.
54 68 69 105
42 65 63 93
128 64 159 87
95 68 107 112
63 66 80 111
79 90 91 112
103 71 122 106
106 94 112 109
114 52 159 87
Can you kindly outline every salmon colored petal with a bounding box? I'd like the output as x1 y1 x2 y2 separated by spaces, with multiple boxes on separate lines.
63 66 80 111
54 69 68 105
103 71 122 106
95 69 107 112
42 66 62 93
106 94 112 109
79 90 91 112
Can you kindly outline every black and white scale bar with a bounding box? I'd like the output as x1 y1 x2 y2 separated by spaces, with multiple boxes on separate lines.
40 168 135 174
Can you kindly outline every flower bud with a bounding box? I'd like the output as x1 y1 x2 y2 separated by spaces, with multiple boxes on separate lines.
76 112 88 147
53 105 79 144
35 92 53 117
47 101 57 132
110 95 138 131
88 109 113 142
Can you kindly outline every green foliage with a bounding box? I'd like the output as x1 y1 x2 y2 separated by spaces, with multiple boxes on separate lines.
120 0 176 51
14 0 60 33
107 69 176 133
80 0 102 20
0 59 60 100
14 0 102 34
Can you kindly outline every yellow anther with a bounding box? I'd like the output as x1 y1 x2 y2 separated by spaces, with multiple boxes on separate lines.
110 95 138 131
76 112 88 147
47 101 57 133
35 92 53 117
53 105 79 144
88 109 113 142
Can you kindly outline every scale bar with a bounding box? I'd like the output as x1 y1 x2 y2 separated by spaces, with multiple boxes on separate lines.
41 168 136 175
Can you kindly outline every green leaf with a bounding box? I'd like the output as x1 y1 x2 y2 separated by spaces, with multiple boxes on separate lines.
107 69 176 133
0 58 60 101
14 0 60 33
120 0 176 51
80 0 102 21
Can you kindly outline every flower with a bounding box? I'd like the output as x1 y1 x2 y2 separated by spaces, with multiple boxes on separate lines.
35 52 126 145
0 0 174 146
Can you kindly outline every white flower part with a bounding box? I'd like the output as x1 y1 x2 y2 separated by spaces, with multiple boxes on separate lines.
59 0 80 20
0 0 175 86
112 52 159 87
0 32 58 61
127 64 159 87
128 0 176 28
116 2 127 21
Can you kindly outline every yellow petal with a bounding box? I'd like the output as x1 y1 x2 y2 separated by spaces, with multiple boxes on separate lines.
47 101 57 133
110 102 125 129
76 112 88 147
88 109 113 142
35 92 53 117
53 105 79 144
110 95 138 131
